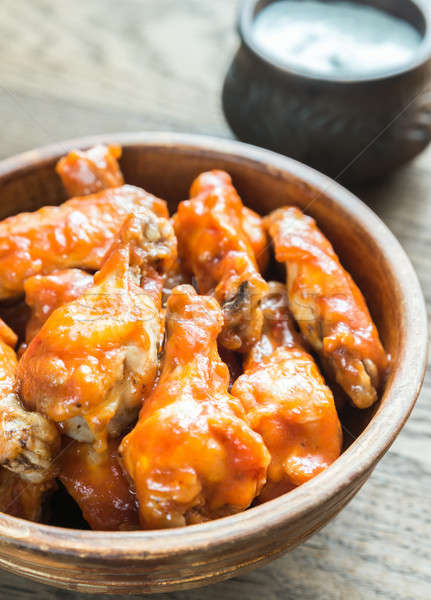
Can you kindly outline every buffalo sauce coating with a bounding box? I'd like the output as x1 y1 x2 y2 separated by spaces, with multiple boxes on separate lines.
0 322 20 452
0 320 19 427
56 144 124 197
231 283 342 502
188 169 269 274
17 247 161 450
59 438 139 530
24 269 94 343
189 169 269 273
16 207 178 452
0 318 60 484
120 285 270 529
265 207 388 409
0 184 168 300
174 171 268 352
241 206 270 274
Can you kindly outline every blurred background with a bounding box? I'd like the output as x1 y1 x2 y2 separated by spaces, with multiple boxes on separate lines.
0 2 429 599
0 0 236 158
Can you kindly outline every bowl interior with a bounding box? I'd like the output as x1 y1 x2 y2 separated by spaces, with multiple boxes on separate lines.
0 133 425 539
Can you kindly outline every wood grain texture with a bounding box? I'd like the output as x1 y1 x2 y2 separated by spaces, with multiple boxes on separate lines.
0 1 429 598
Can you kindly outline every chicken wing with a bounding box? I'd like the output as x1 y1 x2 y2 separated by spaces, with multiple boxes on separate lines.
24 269 93 343
0 319 60 483
119 285 269 529
18 208 177 452
174 171 268 352
265 207 388 409
0 468 55 521
231 283 342 502
59 439 139 530
188 171 269 272
0 184 168 300
56 144 124 197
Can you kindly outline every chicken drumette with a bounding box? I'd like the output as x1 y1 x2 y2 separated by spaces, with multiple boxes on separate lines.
265 207 388 409
56 144 124 197
231 283 342 502
0 184 168 300
120 285 270 529
18 208 177 452
174 171 268 352
0 319 60 483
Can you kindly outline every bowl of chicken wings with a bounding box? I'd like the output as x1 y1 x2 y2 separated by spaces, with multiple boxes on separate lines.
0 133 426 594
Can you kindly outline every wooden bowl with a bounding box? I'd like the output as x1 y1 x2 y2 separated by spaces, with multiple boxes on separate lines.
0 133 426 594
223 0 431 185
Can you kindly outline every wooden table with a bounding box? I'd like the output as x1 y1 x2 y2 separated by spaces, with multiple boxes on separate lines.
0 1 429 598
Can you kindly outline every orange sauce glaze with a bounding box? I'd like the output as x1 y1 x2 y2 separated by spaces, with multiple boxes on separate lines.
0 185 168 300
59 438 139 530
56 144 124 197
24 269 93 343
174 170 268 352
265 207 388 408
120 285 270 529
232 283 342 502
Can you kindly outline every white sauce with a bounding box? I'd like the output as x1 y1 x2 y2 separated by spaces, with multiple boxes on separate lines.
252 1 422 77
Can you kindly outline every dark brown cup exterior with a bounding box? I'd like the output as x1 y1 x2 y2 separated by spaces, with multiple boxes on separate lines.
223 0 431 185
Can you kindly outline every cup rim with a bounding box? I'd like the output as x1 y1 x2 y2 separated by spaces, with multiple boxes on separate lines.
238 0 431 84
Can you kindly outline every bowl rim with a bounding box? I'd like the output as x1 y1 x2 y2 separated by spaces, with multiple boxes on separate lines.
0 132 427 560
237 0 431 84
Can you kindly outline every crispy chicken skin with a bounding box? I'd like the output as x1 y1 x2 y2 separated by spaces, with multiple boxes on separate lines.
18 209 177 452
24 269 94 343
231 283 342 502
265 207 388 409
56 144 124 197
0 184 168 300
0 468 55 521
59 439 139 530
120 285 270 529
0 319 60 483
174 170 268 352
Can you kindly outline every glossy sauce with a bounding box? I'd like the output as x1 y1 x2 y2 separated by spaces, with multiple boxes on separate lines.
174 170 269 352
231 283 342 501
120 285 270 529
265 207 388 409
59 439 139 530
